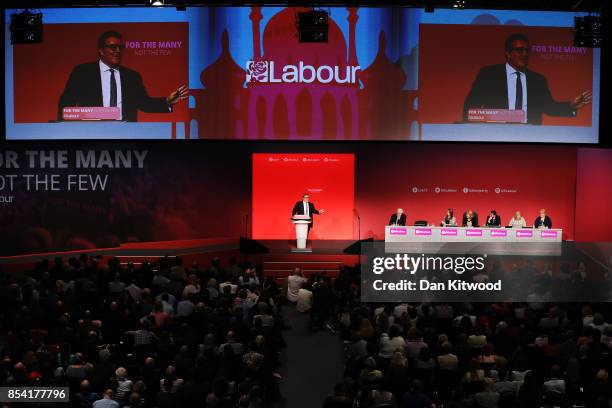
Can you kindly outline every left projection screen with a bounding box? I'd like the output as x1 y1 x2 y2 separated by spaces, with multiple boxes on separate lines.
252 153 355 240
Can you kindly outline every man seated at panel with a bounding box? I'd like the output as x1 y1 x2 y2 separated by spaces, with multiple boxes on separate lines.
534 208 553 229
462 210 479 227
389 208 407 226
485 210 501 227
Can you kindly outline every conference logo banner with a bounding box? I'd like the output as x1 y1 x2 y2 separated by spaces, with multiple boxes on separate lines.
246 60 360 84
361 242 612 302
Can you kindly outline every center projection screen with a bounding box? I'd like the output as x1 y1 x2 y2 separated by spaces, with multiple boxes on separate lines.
4 7 600 143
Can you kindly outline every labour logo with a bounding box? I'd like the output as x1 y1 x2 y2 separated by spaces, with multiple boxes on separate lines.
246 60 269 83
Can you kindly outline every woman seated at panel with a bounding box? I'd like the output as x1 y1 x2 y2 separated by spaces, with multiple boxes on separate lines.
440 208 457 227
508 211 527 228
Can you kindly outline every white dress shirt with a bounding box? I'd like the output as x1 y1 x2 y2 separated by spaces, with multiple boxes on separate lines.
303 201 309 217
506 63 527 114
508 217 527 228
99 60 122 119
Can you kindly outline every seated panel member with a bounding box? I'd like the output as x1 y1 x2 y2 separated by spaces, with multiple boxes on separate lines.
485 210 501 227
389 208 407 226
534 208 553 229
462 210 479 227
508 211 527 228
441 208 457 226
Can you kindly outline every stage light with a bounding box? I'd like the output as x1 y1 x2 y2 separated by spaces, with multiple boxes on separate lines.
296 9 328 43
452 0 467 9
148 0 164 6
574 15 603 47
10 10 43 45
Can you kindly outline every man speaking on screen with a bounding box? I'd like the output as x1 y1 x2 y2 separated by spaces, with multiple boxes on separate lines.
292 194 325 237
463 33 592 125
57 30 189 122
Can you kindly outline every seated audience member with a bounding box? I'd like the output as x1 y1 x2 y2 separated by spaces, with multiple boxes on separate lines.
462 210 479 227
323 383 353 408
296 287 313 312
113 367 133 405
473 378 500 408
462 358 485 393
75 379 99 408
508 211 527 228
484 210 501 227
441 208 457 226
534 208 553 229
93 389 119 408
401 379 435 408
389 208 407 226
287 268 307 303
542 365 565 397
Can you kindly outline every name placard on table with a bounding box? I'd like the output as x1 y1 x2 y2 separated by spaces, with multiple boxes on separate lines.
385 226 562 242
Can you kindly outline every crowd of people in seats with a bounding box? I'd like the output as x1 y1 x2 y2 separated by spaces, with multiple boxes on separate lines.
0 255 286 408
317 262 611 408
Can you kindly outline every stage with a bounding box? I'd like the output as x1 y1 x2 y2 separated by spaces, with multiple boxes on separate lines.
0 238 361 279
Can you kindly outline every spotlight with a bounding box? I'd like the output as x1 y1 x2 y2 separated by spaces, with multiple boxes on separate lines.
574 15 603 47
10 10 43 44
452 0 467 9
297 10 328 43
148 0 164 6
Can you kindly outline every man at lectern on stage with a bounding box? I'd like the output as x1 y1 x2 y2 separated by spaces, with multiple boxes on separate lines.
292 194 325 236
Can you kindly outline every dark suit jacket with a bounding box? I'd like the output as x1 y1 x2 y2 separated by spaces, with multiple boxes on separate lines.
389 213 407 226
292 201 319 226
485 215 501 227
534 215 553 229
58 61 171 122
463 63 575 125
462 212 479 227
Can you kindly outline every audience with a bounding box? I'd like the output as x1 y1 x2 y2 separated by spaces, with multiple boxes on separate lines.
1 254 611 408
0 255 284 407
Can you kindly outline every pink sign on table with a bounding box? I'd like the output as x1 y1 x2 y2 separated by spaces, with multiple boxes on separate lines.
467 108 526 123
441 228 457 236
389 228 407 235
490 229 508 237
414 228 432 236
465 229 483 237
516 230 533 238
540 230 558 238
62 107 121 121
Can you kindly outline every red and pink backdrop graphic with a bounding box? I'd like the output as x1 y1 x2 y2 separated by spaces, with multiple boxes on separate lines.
252 153 355 240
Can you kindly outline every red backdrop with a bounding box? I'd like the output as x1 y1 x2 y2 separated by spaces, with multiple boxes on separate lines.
252 153 355 239
12 22 188 123
419 24 593 126
574 148 612 242
354 144 578 240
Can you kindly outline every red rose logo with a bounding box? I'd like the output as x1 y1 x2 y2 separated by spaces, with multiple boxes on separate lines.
247 60 269 82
